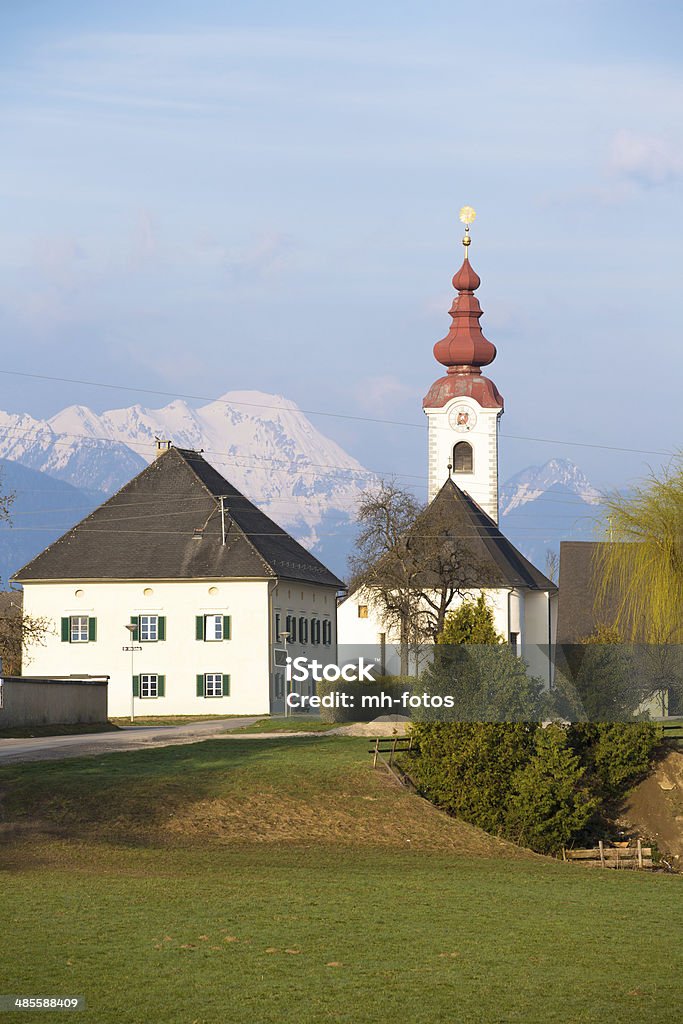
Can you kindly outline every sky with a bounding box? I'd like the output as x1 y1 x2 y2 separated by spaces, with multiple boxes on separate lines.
1 0 682 498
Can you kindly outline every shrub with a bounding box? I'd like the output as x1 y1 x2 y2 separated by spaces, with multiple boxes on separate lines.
568 722 660 798
438 595 505 645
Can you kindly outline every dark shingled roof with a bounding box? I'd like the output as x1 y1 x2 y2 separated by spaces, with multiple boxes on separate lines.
13 447 345 588
557 540 631 643
345 477 556 598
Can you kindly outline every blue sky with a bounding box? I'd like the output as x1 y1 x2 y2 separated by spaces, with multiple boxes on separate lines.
1 0 682 495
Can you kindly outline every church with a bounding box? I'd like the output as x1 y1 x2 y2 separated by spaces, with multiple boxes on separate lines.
337 210 558 683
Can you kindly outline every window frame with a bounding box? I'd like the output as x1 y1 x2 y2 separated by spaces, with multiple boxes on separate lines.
70 615 89 643
140 673 159 699
204 613 224 642
139 614 158 643
205 672 223 698
453 441 474 474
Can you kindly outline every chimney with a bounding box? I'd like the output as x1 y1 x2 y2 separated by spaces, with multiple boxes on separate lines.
154 438 172 458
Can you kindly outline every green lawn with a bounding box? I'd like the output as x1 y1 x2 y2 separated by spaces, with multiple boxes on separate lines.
109 714 248 727
0 737 679 1024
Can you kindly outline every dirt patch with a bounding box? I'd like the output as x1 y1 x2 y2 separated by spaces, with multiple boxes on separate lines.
618 750 683 867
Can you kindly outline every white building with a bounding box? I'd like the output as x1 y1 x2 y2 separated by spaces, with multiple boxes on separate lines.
14 446 344 717
338 221 557 684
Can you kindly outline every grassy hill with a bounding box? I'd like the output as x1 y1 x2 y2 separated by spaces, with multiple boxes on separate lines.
0 736 680 1024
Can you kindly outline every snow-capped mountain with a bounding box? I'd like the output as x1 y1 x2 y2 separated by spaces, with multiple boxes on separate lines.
500 458 604 572
0 392 375 569
500 458 601 516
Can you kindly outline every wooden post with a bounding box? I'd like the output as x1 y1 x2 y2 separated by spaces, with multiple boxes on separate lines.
599 840 605 868
373 739 379 769
637 838 643 869
390 737 398 766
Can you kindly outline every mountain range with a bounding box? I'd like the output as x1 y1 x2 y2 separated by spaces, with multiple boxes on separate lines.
0 394 605 583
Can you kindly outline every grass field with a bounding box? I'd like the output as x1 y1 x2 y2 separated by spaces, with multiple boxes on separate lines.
0 736 680 1024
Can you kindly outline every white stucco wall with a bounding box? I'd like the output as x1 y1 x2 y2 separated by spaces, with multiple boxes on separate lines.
271 582 338 712
21 579 274 717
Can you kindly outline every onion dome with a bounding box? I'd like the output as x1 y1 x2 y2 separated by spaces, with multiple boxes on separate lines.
423 215 503 411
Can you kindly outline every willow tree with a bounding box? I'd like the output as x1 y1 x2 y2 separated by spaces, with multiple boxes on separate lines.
595 456 683 643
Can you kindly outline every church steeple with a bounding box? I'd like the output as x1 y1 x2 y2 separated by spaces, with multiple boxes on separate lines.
423 209 504 520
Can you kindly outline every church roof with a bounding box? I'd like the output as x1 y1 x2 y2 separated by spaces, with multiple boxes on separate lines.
423 244 504 411
13 447 345 588
421 479 556 590
346 477 556 598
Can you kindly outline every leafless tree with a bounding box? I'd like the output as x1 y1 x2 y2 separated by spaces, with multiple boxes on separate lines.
349 479 494 668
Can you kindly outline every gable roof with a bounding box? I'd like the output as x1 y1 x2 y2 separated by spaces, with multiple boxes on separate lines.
345 478 556 598
13 447 345 588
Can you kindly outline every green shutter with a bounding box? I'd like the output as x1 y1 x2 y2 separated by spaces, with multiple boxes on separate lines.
132 675 140 697
223 615 231 640
158 616 166 641
157 675 165 697
130 615 139 640
222 674 230 697
61 617 70 642
196 616 204 641
196 674 205 697
88 617 97 642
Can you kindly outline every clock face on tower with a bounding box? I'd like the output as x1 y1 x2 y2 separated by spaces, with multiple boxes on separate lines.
448 404 477 432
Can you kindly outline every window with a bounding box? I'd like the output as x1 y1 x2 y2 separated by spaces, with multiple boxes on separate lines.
299 616 308 644
70 616 89 643
131 614 166 641
310 618 321 645
196 615 231 641
274 612 281 640
453 441 473 473
509 632 519 652
205 614 223 641
285 614 297 643
197 673 230 698
322 620 332 646
134 673 166 698
358 605 368 619
62 616 96 643
140 615 158 642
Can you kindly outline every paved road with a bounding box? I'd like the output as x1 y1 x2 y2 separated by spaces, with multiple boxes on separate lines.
0 718 259 765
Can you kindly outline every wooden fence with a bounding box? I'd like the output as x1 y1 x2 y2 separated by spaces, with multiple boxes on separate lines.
563 839 653 870
368 736 414 786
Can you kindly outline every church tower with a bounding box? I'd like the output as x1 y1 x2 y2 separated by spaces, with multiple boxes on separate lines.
423 209 504 521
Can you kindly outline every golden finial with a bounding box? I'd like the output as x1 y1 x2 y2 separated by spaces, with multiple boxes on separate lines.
459 205 476 259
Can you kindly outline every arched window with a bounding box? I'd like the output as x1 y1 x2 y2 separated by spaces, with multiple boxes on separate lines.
453 441 473 474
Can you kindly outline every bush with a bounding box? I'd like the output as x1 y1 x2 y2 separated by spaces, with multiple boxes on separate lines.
506 727 598 853
568 722 660 798
438 595 505 644
417 643 547 722
406 719 662 854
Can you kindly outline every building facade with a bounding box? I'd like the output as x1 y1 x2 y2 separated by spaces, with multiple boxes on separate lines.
14 446 343 717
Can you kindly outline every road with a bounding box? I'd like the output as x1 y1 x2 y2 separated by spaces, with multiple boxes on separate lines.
0 717 259 765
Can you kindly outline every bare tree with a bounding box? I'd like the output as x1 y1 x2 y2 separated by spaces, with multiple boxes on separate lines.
349 479 494 668
0 593 52 676
545 549 559 584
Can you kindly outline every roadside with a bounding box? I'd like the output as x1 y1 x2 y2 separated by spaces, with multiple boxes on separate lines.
0 716 260 764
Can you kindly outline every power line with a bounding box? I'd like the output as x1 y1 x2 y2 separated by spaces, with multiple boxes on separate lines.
0 367 675 457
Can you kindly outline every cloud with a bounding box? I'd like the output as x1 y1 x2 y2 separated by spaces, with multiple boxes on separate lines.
607 129 683 187
353 375 415 416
